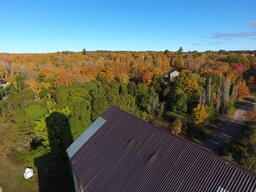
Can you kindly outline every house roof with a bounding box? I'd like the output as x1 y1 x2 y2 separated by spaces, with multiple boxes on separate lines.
68 106 256 192
170 69 179 73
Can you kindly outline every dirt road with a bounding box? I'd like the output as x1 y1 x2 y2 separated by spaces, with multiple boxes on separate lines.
201 102 255 152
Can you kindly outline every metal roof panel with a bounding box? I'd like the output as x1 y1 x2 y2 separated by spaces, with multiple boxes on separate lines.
68 106 256 192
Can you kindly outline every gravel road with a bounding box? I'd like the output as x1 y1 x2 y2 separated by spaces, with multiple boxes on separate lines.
201 102 255 152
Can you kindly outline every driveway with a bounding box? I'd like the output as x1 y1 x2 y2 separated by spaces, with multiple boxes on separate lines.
201 101 255 152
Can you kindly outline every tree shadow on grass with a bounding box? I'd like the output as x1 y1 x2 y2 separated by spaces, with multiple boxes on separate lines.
34 112 74 192
201 116 246 153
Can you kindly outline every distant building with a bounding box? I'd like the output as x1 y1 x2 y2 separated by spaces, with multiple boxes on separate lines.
0 79 10 89
163 70 180 82
241 53 255 57
67 106 256 192
169 70 180 81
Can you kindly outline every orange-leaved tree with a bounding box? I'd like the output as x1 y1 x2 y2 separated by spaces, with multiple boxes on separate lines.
142 71 153 85
26 79 42 100
53 74 74 88
237 81 250 99
246 111 256 120
97 70 114 81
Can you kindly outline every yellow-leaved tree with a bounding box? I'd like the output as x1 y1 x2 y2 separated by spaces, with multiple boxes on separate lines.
175 70 201 96
192 104 209 126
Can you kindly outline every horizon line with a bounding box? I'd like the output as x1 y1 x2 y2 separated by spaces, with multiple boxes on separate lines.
1 49 256 54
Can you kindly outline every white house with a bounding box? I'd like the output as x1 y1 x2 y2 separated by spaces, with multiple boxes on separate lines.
163 70 180 82
169 70 180 81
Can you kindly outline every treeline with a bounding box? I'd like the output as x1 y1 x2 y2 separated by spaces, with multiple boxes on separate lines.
1 77 167 152
1 50 256 88
0 70 252 150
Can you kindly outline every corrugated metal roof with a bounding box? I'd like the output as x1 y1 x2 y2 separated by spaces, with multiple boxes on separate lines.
69 106 256 192
67 117 106 158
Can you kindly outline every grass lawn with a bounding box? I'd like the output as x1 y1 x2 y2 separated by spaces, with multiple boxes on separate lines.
0 122 38 192
0 119 74 192
151 116 172 131
0 160 38 192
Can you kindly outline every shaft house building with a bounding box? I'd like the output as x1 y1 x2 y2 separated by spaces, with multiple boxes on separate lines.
67 106 256 192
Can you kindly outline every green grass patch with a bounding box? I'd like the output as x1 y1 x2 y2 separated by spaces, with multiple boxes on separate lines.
0 161 38 192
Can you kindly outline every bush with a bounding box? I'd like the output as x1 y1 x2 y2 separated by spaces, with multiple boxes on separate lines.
243 157 256 172
192 104 209 126
170 118 182 135
226 105 236 116
246 111 256 120
171 93 188 114
226 98 236 116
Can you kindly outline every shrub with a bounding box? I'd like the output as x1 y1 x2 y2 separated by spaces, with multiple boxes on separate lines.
246 111 256 120
243 157 256 172
192 104 209 126
171 118 182 135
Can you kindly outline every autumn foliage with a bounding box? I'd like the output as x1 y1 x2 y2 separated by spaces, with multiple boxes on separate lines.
231 63 244 74
246 111 256 120
175 70 201 95
26 79 51 99
142 71 153 85
53 74 74 88
247 76 256 91
192 104 209 126
237 81 250 99
1 50 256 178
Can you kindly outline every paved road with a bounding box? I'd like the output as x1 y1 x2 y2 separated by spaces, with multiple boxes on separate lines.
201 102 255 152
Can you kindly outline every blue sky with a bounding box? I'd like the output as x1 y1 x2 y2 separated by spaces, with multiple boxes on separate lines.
1 0 256 53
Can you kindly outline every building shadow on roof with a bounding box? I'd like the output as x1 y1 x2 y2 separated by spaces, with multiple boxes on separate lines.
34 112 74 192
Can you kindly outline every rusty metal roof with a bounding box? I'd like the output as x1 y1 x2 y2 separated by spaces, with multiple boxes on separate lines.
69 106 256 192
